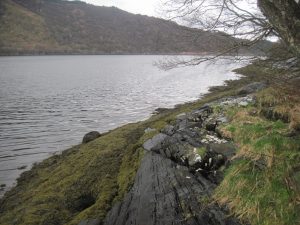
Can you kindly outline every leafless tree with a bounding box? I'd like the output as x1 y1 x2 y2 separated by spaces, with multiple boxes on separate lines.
157 0 300 69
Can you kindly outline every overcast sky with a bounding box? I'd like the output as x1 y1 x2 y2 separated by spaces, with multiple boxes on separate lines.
79 0 161 16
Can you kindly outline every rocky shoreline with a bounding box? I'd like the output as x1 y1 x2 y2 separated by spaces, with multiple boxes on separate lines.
1 71 298 225
80 82 266 225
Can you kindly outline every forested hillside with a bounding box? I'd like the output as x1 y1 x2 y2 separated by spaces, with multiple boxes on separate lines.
0 0 270 55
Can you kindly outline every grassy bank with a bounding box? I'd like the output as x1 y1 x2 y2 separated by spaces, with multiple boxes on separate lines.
0 60 299 225
214 87 300 225
209 61 300 225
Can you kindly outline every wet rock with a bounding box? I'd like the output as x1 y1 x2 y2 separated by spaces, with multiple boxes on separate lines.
103 152 240 225
78 219 101 225
237 82 267 95
143 133 168 151
82 131 101 144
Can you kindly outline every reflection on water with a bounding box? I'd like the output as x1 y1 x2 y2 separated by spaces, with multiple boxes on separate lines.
0 55 242 196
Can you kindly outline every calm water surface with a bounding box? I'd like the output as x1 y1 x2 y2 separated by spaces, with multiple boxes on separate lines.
0 55 242 196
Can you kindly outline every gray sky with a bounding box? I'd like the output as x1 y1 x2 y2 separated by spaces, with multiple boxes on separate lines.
79 0 160 16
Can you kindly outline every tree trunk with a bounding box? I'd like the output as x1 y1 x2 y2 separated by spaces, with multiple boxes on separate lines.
258 0 300 57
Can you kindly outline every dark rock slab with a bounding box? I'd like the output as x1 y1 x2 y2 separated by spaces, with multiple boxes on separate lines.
103 152 240 225
82 131 101 144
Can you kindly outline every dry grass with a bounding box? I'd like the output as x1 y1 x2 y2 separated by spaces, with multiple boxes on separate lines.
290 106 300 131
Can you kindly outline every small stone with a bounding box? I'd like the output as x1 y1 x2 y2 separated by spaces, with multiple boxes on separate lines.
239 101 249 107
82 131 101 144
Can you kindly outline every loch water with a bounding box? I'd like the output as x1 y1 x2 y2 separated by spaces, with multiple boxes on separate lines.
0 55 243 196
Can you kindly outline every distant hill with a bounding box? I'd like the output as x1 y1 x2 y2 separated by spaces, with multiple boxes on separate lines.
0 0 271 55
